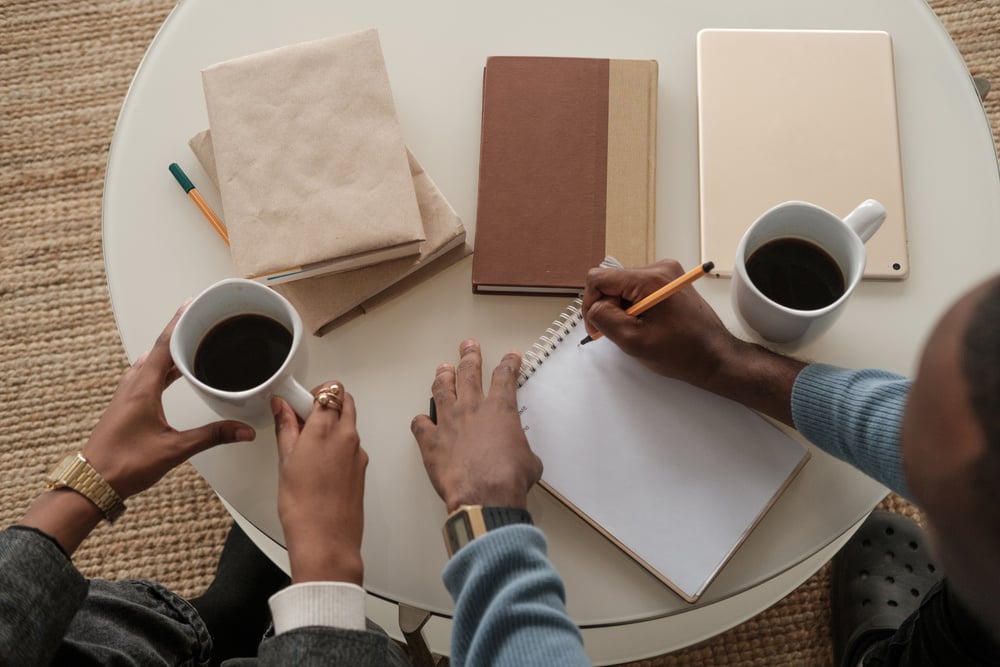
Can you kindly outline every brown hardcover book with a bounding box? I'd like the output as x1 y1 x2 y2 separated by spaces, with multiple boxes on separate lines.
472 56 657 295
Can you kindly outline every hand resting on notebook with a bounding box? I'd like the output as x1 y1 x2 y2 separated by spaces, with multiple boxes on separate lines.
582 258 803 426
410 339 542 512
409 340 589 664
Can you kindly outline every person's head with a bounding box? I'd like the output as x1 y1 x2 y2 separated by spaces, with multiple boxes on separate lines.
901 274 1000 637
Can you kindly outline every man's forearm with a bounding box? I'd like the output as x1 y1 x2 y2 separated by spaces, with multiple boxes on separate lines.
699 339 806 426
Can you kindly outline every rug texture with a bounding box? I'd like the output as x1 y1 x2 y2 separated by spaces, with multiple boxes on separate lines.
1 1 997 665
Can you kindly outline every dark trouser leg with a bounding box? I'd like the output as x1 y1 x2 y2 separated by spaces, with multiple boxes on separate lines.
862 579 1000 667
189 522 290 665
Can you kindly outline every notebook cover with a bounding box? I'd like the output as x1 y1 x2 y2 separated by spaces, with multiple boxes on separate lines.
472 56 657 295
696 29 908 279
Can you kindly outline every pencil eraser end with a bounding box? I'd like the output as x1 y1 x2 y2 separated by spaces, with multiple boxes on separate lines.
168 163 195 193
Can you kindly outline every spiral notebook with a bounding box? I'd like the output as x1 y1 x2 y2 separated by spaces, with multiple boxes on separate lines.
516 299 810 602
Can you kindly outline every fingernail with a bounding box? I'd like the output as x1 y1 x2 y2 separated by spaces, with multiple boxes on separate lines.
236 426 255 441
507 349 520 356
270 397 282 415
460 339 479 353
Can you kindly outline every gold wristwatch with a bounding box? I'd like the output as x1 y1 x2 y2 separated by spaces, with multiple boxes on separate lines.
443 505 533 557
45 453 126 522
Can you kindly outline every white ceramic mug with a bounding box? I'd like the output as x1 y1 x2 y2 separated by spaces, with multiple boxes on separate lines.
170 278 315 425
731 199 886 347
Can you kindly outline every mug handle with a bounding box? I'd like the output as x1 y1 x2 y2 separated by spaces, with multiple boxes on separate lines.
273 377 315 421
844 199 887 243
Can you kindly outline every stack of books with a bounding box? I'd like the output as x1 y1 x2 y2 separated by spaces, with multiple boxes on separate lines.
192 29 468 335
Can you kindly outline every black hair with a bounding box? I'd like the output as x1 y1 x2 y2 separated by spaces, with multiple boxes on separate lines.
963 277 1000 538
963 277 1000 451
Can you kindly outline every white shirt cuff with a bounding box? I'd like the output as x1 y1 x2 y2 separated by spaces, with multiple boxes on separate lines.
268 581 367 634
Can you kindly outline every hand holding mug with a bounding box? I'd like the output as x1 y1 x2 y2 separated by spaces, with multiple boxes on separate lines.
20 305 255 555
83 305 256 500
273 385 367 586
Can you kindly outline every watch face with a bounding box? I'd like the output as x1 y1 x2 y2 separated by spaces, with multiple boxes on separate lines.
445 512 474 552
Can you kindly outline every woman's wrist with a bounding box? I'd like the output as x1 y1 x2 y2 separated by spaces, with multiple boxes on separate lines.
288 547 364 586
282 525 363 585
18 489 105 556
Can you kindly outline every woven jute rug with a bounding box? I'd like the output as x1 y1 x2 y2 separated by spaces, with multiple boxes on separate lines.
2 1 997 664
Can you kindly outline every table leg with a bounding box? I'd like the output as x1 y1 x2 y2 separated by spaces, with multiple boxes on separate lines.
399 604 448 667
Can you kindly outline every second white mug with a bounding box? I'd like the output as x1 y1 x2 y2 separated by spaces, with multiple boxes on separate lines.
731 199 886 347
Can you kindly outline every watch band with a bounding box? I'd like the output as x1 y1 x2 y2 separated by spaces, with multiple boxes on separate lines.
443 505 533 557
480 506 534 531
45 453 126 522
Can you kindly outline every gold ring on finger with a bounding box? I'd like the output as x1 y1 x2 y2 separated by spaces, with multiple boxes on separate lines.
315 384 343 410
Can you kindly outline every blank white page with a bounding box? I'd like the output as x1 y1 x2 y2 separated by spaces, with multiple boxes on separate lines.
517 315 809 602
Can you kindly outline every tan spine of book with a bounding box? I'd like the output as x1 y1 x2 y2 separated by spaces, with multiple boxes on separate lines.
606 59 658 267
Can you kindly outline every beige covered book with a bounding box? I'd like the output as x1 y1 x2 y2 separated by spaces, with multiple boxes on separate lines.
201 29 425 283
190 130 468 335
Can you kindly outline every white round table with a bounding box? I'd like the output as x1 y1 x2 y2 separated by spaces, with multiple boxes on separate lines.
103 0 1000 662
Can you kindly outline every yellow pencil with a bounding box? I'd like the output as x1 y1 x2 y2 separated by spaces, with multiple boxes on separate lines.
580 261 715 345
168 163 230 246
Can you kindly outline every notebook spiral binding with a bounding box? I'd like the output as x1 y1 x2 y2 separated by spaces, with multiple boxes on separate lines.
516 258 619 387
517 298 584 387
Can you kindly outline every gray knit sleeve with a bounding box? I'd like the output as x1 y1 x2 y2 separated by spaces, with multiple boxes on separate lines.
791 363 911 498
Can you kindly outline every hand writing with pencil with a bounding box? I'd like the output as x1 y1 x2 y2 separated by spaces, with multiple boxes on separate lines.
582 259 804 424
583 260 733 382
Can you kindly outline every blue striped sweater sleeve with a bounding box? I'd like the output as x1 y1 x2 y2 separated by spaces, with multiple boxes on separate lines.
791 363 911 499
443 525 589 667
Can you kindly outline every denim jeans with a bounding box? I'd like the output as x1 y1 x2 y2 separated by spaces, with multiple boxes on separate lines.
0 527 410 666
56 579 213 666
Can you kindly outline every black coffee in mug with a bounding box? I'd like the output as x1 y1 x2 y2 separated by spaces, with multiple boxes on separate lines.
745 238 846 311
193 314 293 391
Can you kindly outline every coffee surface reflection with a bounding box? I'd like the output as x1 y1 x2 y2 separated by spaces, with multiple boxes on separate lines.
193 314 292 391
745 238 845 311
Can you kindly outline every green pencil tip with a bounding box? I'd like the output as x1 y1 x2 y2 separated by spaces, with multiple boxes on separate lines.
168 162 195 193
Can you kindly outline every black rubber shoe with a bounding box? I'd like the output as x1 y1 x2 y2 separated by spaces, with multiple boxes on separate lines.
831 510 943 667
